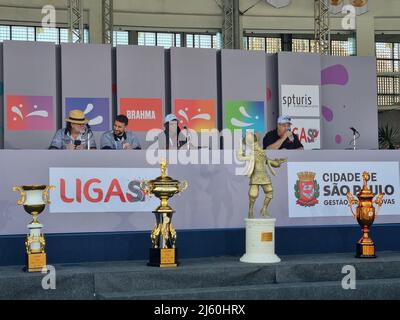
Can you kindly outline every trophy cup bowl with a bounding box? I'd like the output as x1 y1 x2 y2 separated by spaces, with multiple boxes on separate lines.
346 172 384 258
142 175 188 213
13 185 55 272
12 185 53 222
141 160 188 267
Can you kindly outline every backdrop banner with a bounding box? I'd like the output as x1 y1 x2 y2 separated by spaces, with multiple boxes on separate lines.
288 162 400 218
49 167 159 213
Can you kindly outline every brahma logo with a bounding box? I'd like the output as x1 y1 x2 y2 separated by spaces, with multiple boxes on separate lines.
294 171 320 207
49 168 159 213
120 98 163 131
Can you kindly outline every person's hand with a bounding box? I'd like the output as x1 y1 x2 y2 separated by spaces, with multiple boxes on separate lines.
123 143 133 150
283 130 293 140
75 144 85 150
66 144 75 150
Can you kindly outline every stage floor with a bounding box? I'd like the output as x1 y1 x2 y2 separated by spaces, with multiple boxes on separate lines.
1 251 400 300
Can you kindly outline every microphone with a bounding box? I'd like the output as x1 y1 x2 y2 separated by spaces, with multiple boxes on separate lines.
183 125 190 150
287 128 294 142
86 124 93 150
350 127 359 135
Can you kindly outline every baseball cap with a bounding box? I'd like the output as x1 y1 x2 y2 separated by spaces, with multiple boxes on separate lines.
277 115 292 125
164 113 179 124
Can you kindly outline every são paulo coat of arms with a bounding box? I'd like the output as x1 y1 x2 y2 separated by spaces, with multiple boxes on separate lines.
294 171 320 206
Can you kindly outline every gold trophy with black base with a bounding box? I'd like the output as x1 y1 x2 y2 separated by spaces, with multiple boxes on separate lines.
346 172 384 258
141 160 188 268
13 185 55 272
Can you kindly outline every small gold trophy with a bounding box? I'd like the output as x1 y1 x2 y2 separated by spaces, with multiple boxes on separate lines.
141 160 188 267
346 172 384 258
13 185 55 272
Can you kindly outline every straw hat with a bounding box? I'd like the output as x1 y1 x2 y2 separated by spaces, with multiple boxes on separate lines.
65 109 89 125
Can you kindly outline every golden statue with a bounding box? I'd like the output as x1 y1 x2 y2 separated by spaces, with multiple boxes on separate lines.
237 132 287 219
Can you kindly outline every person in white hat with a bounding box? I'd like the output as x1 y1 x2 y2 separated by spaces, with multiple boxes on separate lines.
263 115 303 150
49 109 97 150
156 113 187 150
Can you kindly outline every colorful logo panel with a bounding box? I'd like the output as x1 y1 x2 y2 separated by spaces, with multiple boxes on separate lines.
174 99 216 132
65 98 110 132
224 101 265 133
7 95 54 131
120 98 163 131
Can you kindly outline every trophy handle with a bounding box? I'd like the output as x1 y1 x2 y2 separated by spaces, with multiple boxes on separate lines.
140 180 151 194
43 185 56 204
346 192 358 218
178 181 188 194
374 193 385 217
12 186 26 205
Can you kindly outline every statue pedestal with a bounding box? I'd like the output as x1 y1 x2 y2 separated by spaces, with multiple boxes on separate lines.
240 218 281 264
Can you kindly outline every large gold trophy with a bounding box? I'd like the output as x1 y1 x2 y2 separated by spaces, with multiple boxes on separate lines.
346 172 384 258
141 160 188 267
13 185 55 272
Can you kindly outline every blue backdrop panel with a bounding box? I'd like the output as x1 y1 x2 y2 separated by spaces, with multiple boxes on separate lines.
61 44 112 145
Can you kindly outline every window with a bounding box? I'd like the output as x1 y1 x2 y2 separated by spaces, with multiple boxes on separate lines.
137 31 220 49
292 39 311 53
291 35 355 55
138 32 181 48
246 37 265 51
113 30 129 46
244 35 281 53
138 32 156 46
11 26 35 41
186 33 220 49
376 42 400 107
0 25 10 42
331 39 356 56
0 25 89 44
36 27 59 44
59 28 89 43
265 37 281 53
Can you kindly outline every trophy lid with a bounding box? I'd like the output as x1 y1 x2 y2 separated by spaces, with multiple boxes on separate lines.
148 159 180 185
357 172 374 199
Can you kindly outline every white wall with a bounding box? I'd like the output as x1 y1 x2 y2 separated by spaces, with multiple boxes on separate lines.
0 0 399 55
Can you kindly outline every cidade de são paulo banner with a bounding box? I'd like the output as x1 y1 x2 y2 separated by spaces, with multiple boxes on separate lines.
49 168 159 213
287 162 400 218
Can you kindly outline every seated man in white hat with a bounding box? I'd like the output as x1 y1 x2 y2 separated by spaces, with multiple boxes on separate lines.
156 114 187 150
49 109 97 150
263 115 303 150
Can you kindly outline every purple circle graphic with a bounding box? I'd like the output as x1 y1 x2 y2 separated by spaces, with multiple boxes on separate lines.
335 135 342 144
322 105 333 122
321 64 349 86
